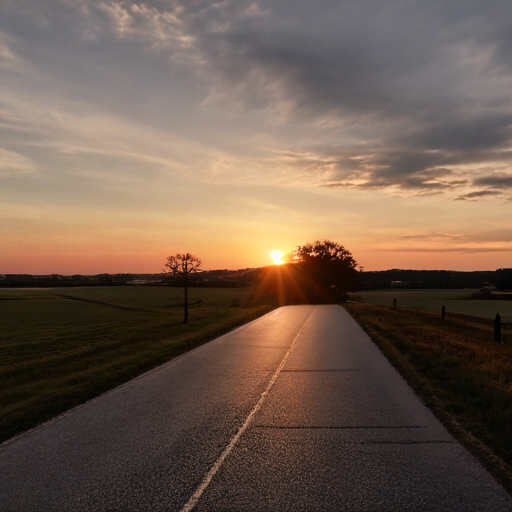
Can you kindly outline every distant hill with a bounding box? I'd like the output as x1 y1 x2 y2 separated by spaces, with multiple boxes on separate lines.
1 267 511 291
0 268 261 288
360 269 512 290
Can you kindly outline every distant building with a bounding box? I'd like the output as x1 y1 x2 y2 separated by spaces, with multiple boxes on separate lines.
391 281 409 288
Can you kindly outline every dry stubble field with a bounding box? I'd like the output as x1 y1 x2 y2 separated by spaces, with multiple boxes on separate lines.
0 286 272 443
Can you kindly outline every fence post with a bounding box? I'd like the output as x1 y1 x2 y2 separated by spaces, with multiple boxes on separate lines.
495 313 502 343
442 305 445 319
393 298 397 308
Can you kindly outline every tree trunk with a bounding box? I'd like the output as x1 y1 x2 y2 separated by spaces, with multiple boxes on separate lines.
184 271 188 324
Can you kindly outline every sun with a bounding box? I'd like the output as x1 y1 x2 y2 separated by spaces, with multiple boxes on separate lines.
270 250 285 265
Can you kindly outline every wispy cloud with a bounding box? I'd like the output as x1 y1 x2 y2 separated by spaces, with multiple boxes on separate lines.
0 148 36 175
384 247 512 254
456 190 503 201
400 230 512 244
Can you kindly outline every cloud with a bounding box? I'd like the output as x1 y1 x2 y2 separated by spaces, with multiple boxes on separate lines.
463 229 512 244
474 173 512 188
400 230 512 244
2 0 512 201
455 190 503 201
390 229 512 257
0 148 36 175
183 0 512 197
274 145 475 195
384 247 512 254
0 33 20 66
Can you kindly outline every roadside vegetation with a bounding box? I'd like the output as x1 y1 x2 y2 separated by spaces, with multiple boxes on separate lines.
344 302 512 491
0 287 273 443
349 289 512 321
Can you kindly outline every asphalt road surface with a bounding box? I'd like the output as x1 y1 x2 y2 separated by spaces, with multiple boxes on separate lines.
2 305 512 511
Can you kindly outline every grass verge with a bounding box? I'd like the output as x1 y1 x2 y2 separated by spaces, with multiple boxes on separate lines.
1 287 273 443
344 302 512 494
348 289 512 322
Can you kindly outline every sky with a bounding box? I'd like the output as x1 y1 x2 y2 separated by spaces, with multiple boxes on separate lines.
1 0 511 274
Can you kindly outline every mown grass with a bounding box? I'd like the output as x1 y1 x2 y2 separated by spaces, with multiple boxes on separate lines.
0 287 273 443
345 302 512 490
349 289 512 322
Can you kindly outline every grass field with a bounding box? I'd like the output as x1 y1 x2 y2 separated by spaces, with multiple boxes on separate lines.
5 283 512 490
348 289 512 322
0 286 273 443
345 302 512 491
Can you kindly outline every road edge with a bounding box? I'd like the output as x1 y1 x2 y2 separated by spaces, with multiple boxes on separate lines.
343 303 512 498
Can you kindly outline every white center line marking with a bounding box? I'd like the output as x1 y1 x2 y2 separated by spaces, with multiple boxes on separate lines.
179 307 316 512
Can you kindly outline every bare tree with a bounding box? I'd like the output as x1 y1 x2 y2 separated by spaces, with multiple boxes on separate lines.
164 253 202 323
164 255 180 284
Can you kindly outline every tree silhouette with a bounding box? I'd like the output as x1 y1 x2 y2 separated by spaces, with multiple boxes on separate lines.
164 253 202 324
293 240 360 300
247 240 361 307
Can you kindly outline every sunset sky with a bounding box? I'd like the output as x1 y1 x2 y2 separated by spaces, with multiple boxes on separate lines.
1 0 511 274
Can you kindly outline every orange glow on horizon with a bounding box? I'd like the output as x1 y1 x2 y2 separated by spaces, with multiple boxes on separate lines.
1 238 509 274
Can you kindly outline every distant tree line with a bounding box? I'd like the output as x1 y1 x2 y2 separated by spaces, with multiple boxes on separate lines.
3 266 511 292
361 269 512 290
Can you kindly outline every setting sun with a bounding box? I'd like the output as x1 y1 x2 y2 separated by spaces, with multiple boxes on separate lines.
270 250 285 265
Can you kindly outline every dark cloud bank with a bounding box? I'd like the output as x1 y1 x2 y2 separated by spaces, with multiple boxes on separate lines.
3 0 512 199
178 0 512 199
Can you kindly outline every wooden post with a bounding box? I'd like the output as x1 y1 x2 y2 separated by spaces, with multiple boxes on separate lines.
393 298 397 308
183 261 189 324
495 313 501 343
184 283 188 324
442 305 445 319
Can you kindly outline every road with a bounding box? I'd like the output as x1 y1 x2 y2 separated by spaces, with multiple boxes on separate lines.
1 305 511 511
